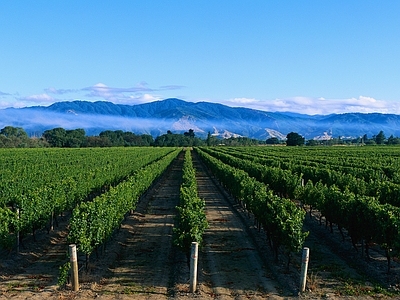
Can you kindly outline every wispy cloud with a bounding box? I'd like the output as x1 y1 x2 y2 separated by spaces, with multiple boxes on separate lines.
0 83 185 109
0 90 10 96
80 83 185 105
21 93 55 102
2 83 399 116
17 93 56 106
45 87 78 94
222 96 400 115
81 83 155 104
82 82 154 96
159 85 185 91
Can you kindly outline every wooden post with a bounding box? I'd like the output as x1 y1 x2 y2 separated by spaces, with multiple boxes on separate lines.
69 244 79 291
300 247 310 292
189 242 198 293
300 179 305 208
51 211 54 231
16 208 20 254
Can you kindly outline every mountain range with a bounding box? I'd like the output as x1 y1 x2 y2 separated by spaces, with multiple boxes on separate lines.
1 98 400 140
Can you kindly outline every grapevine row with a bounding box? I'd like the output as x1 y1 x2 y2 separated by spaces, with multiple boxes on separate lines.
0 147 176 250
210 147 400 208
195 147 308 263
219 146 400 182
206 146 400 271
198 147 302 199
297 180 400 271
173 149 208 264
67 148 181 258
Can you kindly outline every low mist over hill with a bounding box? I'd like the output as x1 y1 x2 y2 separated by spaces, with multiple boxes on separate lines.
1 98 400 140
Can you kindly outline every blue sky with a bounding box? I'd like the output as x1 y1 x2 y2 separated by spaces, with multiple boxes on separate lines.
1 1 399 115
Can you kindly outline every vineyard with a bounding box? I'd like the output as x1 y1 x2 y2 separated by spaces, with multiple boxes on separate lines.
1 146 400 299
0 147 179 251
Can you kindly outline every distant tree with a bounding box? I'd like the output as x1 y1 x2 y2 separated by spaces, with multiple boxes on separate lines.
43 128 86 148
121 131 136 145
120 132 154 146
139 134 154 146
387 135 400 145
286 132 305 146
0 126 28 139
362 134 368 144
306 139 320 146
223 136 261 146
351 137 363 145
99 130 124 146
65 129 86 147
0 126 31 148
375 130 386 145
97 130 153 147
206 132 219 146
0 126 48 148
184 129 195 138
27 136 48 148
0 135 13 148
154 132 204 147
365 139 376 145
84 136 112 147
266 137 280 145
154 133 184 146
43 127 67 147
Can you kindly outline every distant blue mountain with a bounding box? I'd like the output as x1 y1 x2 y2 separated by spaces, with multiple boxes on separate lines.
1 98 400 140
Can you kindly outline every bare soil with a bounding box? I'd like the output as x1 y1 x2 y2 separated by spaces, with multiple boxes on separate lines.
1 150 400 299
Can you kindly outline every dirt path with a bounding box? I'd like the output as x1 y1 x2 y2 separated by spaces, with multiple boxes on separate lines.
94 149 185 299
0 212 71 299
299 210 400 299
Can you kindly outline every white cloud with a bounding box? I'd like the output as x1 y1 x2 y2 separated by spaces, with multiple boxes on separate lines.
142 93 161 102
12 93 55 106
228 97 260 105
0 83 177 109
2 82 399 116
80 82 183 105
23 93 55 102
124 93 162 105
0 92 12 108
0 101 12 109
82 82 154 98
0 91 59 108
83 83 116 101
220 96 400 115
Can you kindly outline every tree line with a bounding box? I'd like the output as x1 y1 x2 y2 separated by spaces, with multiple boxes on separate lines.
1 125 400 148
0 126 263 148
268 130 400 146
0 126 151 148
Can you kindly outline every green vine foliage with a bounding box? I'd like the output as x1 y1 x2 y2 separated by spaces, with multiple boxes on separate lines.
68 149 180 256
0 147 176 250
204 146 400 272
195 147 308 262
57 261 71 289
0 208 17 252
173 149 208 257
